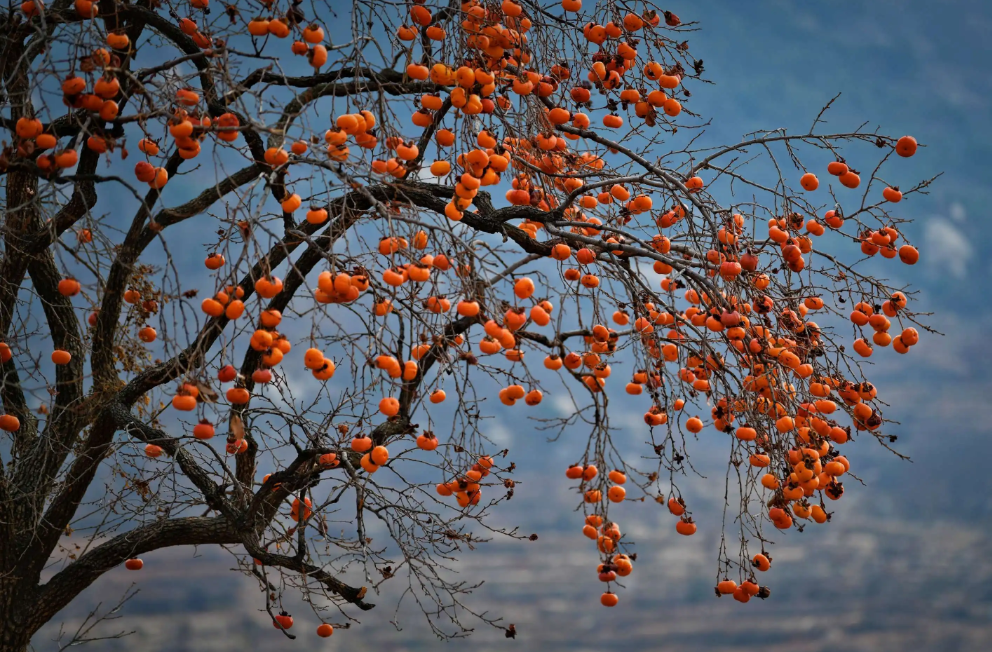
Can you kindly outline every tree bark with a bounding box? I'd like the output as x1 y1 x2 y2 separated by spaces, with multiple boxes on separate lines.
0 615 30 652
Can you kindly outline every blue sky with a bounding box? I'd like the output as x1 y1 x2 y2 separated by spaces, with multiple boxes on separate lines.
695 0 992 304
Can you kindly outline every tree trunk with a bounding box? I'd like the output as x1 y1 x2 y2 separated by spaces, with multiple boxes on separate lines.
0 627 29 652
0 578 31 652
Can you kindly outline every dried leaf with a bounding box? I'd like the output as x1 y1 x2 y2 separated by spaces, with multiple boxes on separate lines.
193 379 219 403
230 413 245 441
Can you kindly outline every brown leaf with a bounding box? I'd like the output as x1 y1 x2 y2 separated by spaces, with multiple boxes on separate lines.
229 413 245 441
193 379 219 403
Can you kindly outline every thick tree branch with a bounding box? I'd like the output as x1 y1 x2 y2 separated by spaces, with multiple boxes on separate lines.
28 516 239 631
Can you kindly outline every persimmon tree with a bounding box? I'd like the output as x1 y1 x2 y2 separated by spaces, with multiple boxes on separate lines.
0 0 935 648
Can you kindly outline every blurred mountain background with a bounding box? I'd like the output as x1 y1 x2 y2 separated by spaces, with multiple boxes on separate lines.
30 0 992 650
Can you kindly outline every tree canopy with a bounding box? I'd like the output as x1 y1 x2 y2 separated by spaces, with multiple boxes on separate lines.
0 0 934 648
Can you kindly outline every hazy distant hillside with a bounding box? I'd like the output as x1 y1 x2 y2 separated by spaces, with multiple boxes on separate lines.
35 509 992 652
